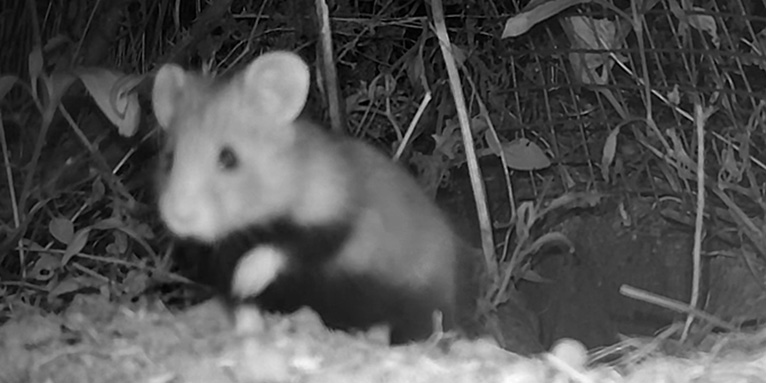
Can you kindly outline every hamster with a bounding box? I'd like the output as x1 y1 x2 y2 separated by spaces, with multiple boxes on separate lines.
152 51 459 345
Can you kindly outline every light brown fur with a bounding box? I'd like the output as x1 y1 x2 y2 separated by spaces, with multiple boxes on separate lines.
154 51 458 332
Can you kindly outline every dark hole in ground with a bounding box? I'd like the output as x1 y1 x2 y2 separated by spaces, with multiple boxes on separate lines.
434 160 735 352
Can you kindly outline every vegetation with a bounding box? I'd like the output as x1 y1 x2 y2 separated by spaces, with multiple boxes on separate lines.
0 0 764 341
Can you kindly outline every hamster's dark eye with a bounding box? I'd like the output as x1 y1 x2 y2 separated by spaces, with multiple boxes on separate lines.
219 146 239 170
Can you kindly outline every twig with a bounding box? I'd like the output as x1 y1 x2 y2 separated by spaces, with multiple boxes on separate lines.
683 102 712 340
621 284 736 332
430 0 496 279
393 92 431 162
315 0 344 134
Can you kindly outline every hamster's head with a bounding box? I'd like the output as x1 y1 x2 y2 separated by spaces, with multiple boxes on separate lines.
152 52 311 242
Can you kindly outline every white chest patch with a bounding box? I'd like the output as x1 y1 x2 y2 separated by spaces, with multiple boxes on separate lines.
231 245 288 299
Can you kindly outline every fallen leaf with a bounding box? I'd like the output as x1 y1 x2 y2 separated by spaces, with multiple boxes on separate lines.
687 8 719 48
76 67 142 137
500 138 551 170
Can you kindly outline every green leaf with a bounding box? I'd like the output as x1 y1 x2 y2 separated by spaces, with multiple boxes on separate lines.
542 192 603 216
520 269 549 283
62 228 90 265
28 45 43 103
0 76 19 101
30 254 60 281
49 277 82 297
92 217 124 230
601 126 621 181
49 217 74 244
502 0 592 38
526 232 573 256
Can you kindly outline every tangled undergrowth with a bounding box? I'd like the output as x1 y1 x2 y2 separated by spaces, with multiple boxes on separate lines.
1 0 765 381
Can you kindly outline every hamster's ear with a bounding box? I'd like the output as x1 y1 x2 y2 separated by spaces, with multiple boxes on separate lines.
152 64 188 130
241 51 310 126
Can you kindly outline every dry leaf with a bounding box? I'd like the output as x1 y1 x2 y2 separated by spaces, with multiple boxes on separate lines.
501 138 551 171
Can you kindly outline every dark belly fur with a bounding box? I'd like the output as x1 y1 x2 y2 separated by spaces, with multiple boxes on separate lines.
172 216 453 344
